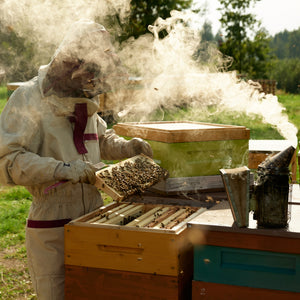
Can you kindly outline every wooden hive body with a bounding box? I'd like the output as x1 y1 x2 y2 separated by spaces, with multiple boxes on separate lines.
188 190 300 299
65 201 206 300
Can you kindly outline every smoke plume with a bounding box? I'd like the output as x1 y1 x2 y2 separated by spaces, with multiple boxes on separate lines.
0 0 298 146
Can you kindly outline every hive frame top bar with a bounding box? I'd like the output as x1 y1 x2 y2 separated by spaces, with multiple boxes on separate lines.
66 201 207 234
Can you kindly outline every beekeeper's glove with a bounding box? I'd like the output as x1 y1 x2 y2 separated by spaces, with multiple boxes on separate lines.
124 138 153 158
54 160 97 184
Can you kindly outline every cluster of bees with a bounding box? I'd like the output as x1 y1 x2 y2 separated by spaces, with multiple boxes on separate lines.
88 202 198 229
97 156 168 198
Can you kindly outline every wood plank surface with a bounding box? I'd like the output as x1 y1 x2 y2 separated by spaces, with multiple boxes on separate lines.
248 152 269 169
65 265 186 300
202 230 300 254
192 281 300 300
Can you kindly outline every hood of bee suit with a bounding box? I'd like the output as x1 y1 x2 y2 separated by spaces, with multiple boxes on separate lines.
38 19 128 117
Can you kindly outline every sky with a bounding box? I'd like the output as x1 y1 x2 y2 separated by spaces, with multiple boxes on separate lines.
196 0 300 36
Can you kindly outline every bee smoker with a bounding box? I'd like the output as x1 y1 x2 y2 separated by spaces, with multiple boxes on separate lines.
253 146 295 228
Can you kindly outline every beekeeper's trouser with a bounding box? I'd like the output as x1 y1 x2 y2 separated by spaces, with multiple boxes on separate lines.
26 221 67 300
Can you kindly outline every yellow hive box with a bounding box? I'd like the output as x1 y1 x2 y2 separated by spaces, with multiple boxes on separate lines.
64 201 207 300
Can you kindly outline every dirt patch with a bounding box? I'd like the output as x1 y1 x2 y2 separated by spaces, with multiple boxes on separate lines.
0 246 27 271
0 246 36 300
0 248 27 270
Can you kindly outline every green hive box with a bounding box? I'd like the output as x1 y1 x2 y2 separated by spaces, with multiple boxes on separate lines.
113 121 250 178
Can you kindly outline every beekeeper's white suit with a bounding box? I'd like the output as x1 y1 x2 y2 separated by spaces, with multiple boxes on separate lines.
0 20 152 300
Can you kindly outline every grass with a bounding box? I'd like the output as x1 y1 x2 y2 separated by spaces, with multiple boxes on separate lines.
0 83 299 299
277 93 300 142
0 267 33 300
0 186 31 249
0 85 7 112
0 186 35 300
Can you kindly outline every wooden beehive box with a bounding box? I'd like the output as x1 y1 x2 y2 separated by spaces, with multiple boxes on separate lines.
113 121 250 178
65 201 207 300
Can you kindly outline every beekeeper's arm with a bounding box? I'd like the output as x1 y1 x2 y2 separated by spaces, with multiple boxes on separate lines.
0 88 96 187
97 117 152 161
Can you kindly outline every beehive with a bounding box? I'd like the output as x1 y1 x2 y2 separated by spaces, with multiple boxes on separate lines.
64 201 207 300
188 192 300 299
113 121 250 178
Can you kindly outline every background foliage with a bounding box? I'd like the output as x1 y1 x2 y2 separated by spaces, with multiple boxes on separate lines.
0 26 36 82
0 0 300 92
217 0 273 79
208 0 300 93
268 29 300 93
114 0 193 42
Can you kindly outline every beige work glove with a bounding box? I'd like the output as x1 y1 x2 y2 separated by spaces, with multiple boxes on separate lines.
54 160 97 184
124 138 153 158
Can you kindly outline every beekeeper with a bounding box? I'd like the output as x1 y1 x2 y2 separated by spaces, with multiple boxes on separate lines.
0 20 152 300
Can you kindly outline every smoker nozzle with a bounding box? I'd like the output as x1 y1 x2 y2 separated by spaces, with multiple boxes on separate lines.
258 145 295 172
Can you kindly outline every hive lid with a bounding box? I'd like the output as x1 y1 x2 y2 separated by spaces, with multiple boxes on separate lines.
113 121 250 143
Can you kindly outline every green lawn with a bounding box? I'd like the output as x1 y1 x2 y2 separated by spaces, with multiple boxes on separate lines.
0 83 299 299
0 85 7 112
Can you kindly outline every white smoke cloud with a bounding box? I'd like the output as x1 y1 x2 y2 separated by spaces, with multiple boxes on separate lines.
0 0 130 61
0 1 297 146
116 10 298 146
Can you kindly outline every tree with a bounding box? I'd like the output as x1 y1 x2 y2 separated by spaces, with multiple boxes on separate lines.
268 28 300 93
269 58 300 93
270 28 300 59
104 0 193 42
244 29 274 79
201 21 214 42
270 30 289 59
0 24 36 82
217 0 273 78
